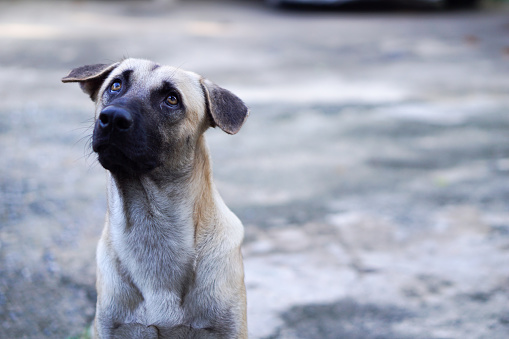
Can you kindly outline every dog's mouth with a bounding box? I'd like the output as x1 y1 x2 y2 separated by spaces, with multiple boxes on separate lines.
93 143 159 175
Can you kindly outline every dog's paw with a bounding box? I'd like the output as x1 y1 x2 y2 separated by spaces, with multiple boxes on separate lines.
157 325 224 339
112 323 158 339
157 325 191 338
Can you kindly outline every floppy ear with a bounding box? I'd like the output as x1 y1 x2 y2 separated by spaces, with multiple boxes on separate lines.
61 63 120 101
200 78 249 135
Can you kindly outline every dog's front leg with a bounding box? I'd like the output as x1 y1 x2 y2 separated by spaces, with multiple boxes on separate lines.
157 325 224 339
112 323 159 339
186 328 227 339
156 325 191 339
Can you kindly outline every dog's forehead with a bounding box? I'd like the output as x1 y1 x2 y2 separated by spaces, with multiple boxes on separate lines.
103 59 206 116
112 59 201 92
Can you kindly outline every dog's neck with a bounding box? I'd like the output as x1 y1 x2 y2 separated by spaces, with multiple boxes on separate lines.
103 135 218 293
106 135 216 242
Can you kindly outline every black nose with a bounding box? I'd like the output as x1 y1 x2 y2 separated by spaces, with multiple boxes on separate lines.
98 106 133 131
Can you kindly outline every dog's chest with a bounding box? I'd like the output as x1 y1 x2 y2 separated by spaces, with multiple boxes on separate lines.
116 214 194 287
109 177 195 289
111 215 195 324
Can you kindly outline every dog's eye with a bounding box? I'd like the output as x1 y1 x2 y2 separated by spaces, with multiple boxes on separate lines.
110 81 122 92
165 94 179 106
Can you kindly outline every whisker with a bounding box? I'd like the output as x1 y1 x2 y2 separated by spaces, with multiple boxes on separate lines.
73 134 91 149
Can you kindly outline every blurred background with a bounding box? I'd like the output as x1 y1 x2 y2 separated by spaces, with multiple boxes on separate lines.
1 0 509 338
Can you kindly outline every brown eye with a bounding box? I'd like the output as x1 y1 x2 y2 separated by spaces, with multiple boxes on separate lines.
165 94 179 106
110 81 122 92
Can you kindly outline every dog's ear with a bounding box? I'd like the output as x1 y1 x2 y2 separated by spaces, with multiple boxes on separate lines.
62 63 120 101
200 79 249 135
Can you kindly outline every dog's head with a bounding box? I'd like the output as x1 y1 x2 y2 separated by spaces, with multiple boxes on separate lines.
62 59 249 176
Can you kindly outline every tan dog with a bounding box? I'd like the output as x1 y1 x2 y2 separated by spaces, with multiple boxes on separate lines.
62 59 249 338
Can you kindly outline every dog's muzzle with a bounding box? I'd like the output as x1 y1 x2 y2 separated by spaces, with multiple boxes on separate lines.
92 106 159 175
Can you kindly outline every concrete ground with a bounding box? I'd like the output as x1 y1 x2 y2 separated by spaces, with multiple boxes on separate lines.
1 0 509 338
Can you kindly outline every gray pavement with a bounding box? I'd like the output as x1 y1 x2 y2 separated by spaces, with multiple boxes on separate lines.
1 0 509 338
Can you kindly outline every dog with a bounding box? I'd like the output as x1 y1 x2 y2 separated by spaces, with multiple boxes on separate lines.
62 58 249 338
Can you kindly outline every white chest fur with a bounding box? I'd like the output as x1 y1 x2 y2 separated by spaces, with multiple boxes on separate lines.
101 174 196 325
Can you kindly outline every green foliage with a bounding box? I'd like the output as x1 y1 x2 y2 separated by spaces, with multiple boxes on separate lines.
67 327 92 339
